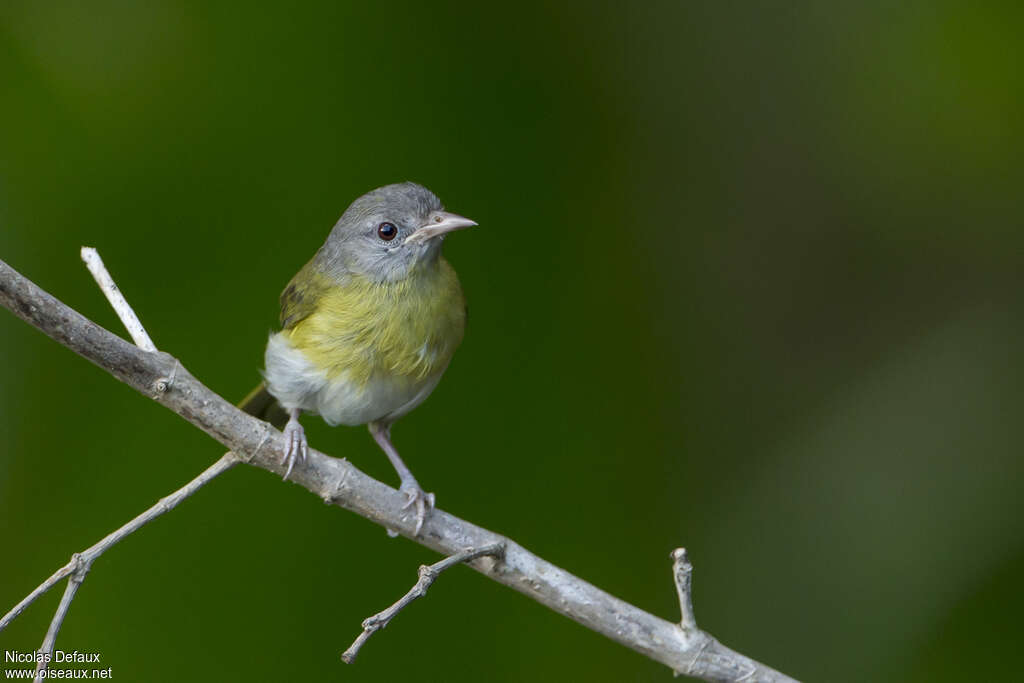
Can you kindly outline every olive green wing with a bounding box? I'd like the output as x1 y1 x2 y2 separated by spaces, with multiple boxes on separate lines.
279 259 331 330
239 259 333 429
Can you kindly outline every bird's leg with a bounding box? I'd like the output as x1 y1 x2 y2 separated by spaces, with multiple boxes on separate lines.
281 408 307 480
368 421 435 536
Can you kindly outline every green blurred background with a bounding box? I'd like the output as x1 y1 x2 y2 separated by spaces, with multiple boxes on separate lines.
2 2 1022 681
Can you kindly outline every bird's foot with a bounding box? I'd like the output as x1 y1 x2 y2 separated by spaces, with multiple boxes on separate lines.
400 479 435 536
281 416 307 480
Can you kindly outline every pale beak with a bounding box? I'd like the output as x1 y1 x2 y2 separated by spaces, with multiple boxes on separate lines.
405 211 478 245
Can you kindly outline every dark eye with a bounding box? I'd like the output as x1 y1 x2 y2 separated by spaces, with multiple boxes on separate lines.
377 222 398 241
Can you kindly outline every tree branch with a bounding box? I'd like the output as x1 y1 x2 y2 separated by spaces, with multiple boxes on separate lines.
79 246 157 352
0 255 798 682
342 542 506 663
8 451 238 681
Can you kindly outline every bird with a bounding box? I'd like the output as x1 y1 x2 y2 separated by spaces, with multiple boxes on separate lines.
239 182 476 535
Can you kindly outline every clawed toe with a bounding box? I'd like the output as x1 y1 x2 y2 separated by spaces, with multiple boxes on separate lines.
281 416 307 481
400 484 435 536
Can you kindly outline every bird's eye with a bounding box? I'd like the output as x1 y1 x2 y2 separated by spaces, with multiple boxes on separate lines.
377 222 398 241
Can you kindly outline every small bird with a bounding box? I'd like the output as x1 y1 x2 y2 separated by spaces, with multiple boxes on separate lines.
239 182 476 534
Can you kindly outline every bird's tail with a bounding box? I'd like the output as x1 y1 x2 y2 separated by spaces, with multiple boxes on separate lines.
237 382 289 429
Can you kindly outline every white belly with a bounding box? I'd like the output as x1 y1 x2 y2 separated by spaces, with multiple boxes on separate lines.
263 332 444 426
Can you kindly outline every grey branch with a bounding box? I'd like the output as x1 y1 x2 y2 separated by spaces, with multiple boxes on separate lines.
0 255 798 682
673 548 699 632
80 246 157 352
10 454 239 682
667 548 786 681
342 542 506 664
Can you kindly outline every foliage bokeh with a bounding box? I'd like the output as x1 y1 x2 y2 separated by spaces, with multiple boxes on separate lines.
2 2 1022 681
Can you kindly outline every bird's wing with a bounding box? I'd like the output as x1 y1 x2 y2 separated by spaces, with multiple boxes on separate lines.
279 259 331 330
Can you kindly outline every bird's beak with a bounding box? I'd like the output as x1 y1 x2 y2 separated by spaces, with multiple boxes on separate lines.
405 211 478 245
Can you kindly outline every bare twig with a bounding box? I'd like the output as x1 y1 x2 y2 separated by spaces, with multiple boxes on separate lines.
1 452 238 633
0 256 798 682
0 566 72 634
80 246 156 352
342 542 506 664
34 562 88 681
9 454 240 681
673 548 698 632
668 549 791 682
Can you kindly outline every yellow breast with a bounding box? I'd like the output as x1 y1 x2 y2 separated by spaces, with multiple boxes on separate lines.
284 259 466 389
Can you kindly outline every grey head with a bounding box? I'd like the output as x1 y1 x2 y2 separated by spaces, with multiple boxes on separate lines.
316 182 476 282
